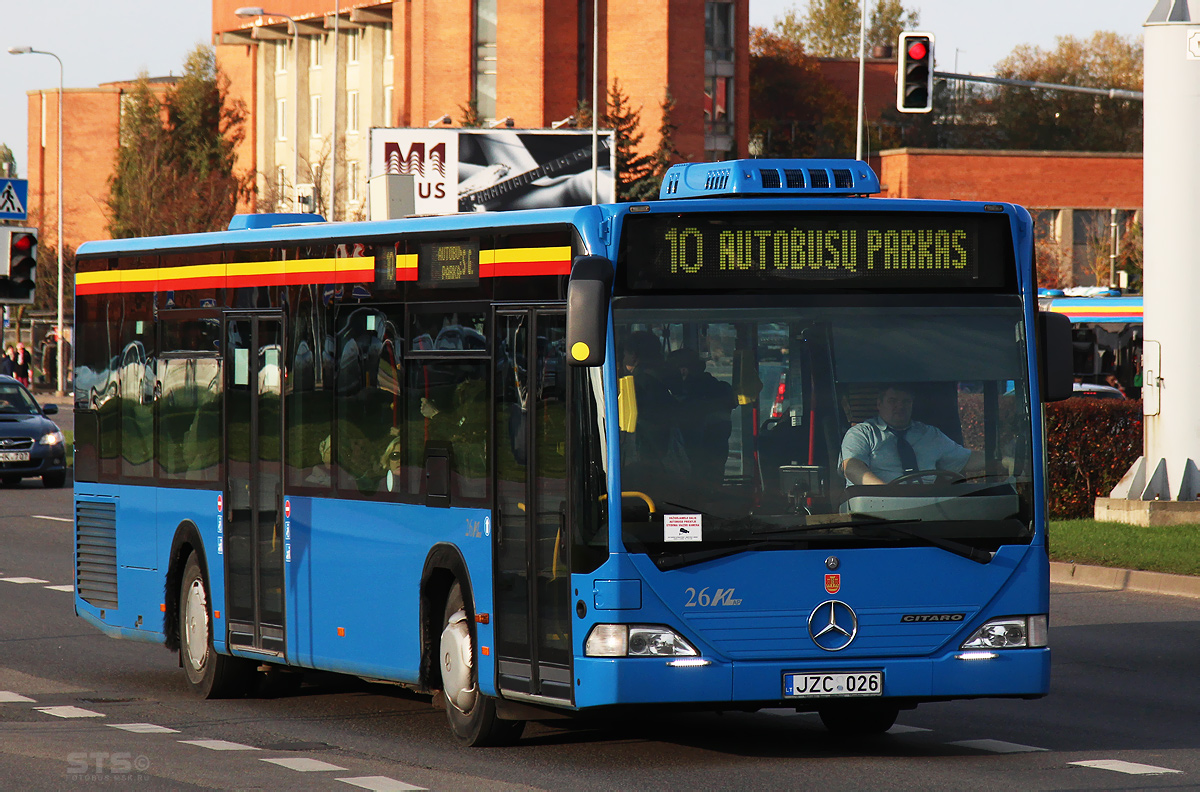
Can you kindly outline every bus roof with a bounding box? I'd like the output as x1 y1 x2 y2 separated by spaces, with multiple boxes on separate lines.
1042 295 1143 323
76 195 1028 259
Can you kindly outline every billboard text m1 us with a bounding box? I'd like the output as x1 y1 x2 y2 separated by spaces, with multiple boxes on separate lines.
369 128 615 215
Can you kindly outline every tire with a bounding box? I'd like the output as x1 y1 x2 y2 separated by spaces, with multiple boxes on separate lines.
0 475 21 488
180 553 255 699
439 581 524 746
43 471 66 489
818 701 901 736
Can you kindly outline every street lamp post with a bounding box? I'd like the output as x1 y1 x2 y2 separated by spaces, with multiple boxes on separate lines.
8 46 65 396
235 7 301 212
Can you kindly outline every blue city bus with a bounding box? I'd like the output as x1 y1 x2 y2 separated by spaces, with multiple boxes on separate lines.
72 159 1072 745
1039 290 1142 396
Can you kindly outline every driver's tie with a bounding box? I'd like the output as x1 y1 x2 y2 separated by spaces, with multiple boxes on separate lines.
890 427 918 474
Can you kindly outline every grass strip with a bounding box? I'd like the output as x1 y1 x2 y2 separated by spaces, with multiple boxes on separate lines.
1049 520 1200 577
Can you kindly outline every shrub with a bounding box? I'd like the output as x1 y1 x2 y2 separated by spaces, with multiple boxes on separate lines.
1044 398 1142 518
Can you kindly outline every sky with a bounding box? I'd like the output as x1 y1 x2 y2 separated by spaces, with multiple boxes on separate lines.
1 1 1151 178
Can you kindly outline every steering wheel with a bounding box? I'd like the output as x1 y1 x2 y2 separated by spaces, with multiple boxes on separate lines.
891 469 966 485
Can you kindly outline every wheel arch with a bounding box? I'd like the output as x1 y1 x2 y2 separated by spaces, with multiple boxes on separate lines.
164 520 208 653
419 542 475 690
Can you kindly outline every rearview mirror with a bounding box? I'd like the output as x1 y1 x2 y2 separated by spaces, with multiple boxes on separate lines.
566 255 613 367
1037 311 1073 402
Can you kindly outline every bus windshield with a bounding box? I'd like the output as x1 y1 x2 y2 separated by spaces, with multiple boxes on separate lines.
613 297 1034 562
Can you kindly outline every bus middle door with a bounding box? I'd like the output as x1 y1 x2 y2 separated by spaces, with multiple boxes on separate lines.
494 309 573 704
223 314 287 657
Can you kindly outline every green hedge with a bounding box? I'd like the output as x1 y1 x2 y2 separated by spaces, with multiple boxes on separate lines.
1045 398 1143 518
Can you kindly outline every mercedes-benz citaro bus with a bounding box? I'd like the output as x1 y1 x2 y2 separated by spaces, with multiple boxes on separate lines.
71 158 1073 745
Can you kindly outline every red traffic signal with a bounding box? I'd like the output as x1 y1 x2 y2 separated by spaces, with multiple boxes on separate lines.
1 227 38 305
896 32 935 114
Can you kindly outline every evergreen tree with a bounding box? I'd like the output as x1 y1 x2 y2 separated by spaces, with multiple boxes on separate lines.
626 89 682 202
107 45 247 238
458 99 483 128
603 79 653 201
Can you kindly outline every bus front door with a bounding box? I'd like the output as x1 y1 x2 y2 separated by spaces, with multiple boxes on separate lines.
494 309 573 704
223 315 286 657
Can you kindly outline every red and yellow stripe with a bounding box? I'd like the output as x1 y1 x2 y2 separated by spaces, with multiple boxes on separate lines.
76 246 572 296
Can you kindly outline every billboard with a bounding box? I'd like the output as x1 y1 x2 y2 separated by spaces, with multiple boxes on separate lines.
369 128 615 215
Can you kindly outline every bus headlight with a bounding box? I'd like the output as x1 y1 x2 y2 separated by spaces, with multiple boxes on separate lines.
584 624 699 657
960 615 1048 650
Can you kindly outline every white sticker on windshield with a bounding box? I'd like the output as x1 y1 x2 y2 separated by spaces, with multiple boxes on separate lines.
664 514 702 543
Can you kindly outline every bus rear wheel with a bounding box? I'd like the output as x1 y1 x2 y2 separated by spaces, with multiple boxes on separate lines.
439 581 524 746
818 701 900 736
180 553 255 699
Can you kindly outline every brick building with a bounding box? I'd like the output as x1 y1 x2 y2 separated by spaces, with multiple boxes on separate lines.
22 79 175 254
213 0 752 217
877 148 1143 287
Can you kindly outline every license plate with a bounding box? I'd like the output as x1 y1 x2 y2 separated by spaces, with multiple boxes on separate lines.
0 452 30 462
784 671 883 698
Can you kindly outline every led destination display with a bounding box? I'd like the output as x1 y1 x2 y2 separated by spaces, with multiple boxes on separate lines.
620 212 1012 290
419 239 480 287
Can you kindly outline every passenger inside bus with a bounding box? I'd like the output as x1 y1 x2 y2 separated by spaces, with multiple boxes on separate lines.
305 435 332 487
379 433 404 493
665 347 736 486
840 383 985 485
619 331 682 483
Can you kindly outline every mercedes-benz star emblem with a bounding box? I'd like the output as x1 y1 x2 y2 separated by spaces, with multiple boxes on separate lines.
808 599 858 651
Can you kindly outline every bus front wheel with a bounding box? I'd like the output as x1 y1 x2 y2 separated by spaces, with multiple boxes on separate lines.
180 553 255 699
439 581 524 746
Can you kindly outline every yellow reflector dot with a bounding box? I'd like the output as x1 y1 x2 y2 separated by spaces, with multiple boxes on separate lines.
571 341 591 360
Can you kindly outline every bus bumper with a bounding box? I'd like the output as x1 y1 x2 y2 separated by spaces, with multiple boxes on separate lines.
572 648 1049 708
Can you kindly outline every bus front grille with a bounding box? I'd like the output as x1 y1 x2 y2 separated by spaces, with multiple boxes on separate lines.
76 501 118 609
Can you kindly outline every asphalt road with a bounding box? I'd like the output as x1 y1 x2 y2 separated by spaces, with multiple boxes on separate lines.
2 482 1199 790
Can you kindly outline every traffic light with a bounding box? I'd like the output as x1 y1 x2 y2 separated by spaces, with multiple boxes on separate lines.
1 227 38 304
897 32 935 113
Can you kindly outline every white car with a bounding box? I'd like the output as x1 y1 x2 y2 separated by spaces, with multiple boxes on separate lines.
1072 383 1126 400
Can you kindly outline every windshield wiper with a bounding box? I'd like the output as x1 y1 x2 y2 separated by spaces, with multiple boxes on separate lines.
651 539 806 571
847 518 994 565
649 504 994 568
652 517 991 570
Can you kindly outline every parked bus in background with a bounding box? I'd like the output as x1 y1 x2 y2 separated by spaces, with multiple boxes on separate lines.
72 159 1072 746
1038 288 1142 398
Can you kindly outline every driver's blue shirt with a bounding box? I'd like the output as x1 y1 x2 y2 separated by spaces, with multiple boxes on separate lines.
840 416 972 484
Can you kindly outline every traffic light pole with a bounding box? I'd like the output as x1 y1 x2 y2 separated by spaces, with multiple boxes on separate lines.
933 70 1144 102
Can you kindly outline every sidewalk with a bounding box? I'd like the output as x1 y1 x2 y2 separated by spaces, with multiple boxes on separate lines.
1050 561 1200 599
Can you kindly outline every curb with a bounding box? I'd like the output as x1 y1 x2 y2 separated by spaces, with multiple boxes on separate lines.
1050 561 1200 599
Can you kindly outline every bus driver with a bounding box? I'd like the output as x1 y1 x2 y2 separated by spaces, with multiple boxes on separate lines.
840 384 985 485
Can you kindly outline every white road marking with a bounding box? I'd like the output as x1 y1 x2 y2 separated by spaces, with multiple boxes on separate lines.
1 577 49 584
35 705 104 718
179 739 259 751
44 584 74 592
338 777 427 791
262 757 348 772
950 739 1048 753
0 692 35 703
32 515 72 522
1070 759 1182 775
109 723 179 734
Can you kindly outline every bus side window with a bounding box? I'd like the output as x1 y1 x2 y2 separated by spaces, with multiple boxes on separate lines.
409 360 490 506
335 305 406 496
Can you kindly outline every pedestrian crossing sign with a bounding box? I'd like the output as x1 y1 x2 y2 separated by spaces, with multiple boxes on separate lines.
0 179 28 221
